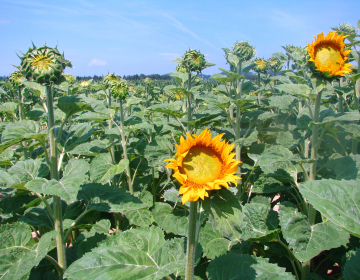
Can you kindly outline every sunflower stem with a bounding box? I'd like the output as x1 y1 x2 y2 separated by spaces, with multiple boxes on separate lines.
187 72 192 133
119 98 133 194
185 201 198 280
46 85 67 271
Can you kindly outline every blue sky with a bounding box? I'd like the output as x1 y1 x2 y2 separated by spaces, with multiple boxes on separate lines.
1 0 359 77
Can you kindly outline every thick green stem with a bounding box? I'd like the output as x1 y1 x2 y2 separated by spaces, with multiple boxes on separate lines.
302 85 322 279
46 85 67 271
185 201 198 280
119 98 133 194
186 72 192 133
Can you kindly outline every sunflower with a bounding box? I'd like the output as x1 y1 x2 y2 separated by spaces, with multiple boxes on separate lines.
253 58 268 73
164 129 241 204
307 31 352 79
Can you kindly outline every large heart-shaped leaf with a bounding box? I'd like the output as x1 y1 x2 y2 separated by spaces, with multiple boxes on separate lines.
279 202 349 261
64 226 187 280
0 222 57 280
299 179 360 238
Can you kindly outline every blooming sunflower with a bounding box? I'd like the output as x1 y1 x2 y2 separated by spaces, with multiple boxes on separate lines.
164 129 241 204
307 31 352 79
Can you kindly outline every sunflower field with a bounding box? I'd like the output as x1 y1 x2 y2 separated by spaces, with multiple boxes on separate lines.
0 21 360 280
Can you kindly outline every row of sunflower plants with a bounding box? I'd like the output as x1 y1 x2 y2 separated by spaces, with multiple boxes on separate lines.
0 20 360 280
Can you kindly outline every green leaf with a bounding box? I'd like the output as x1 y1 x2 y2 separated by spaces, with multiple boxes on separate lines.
6 158 49 189
279 202 349 261
203 188 243 242
344 248 360 280
59 123 93 152
299 179 360 238
90 153 129 184
268 95 298 111
78 183 145 212
152 202 188 236
168 72 188 84
0 102 18 114
2 120 40 142
64 226 187 280
241 81 253 94
210 74 231 84
22 81 46 98
275 84 310 97
248 144 298 175
68 139 108 156
0 222 57 280
240 197 280 242
320 112 360 124
123 208 154 227
218 68 243 83
198 221 232 259
252 173 290 194
207 254 296 280
56 95 94 117
147 101 185 119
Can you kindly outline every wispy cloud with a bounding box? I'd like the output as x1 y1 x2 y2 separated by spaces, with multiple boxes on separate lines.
267 9 314 31
88 59 107 66
159 12 217 49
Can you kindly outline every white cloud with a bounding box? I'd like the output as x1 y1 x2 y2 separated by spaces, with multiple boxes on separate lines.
88 58 107 66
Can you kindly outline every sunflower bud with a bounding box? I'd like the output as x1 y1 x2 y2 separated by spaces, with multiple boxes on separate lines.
64 74 76 84
19 44 71 85
267 57 282 73
110 80 129 99
80 80 92 88
9 71 25 87
283 45 297 54
176 63 187 73
232 41 256 62
144 77 153 85
103 73 119 86
253 58 268 74
183 49 207 73
338 23 357 35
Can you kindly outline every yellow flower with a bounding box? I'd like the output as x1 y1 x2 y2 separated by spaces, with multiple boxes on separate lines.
307 31 352 78
164 129 241 204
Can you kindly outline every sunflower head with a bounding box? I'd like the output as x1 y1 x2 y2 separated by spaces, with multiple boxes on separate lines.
267 57 282 73
164 129 241 204
307 31 353 79
19 44 72 85
183 49 207 73
103 73 119 87
9 71 25 88
110 80 129 99
253 58 268 73
64 74 76 84
283 45 297 54
144 77 153 85
80 80 92 88
232 41 256 62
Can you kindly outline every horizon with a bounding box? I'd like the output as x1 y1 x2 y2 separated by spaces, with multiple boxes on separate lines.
1 0 359 77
